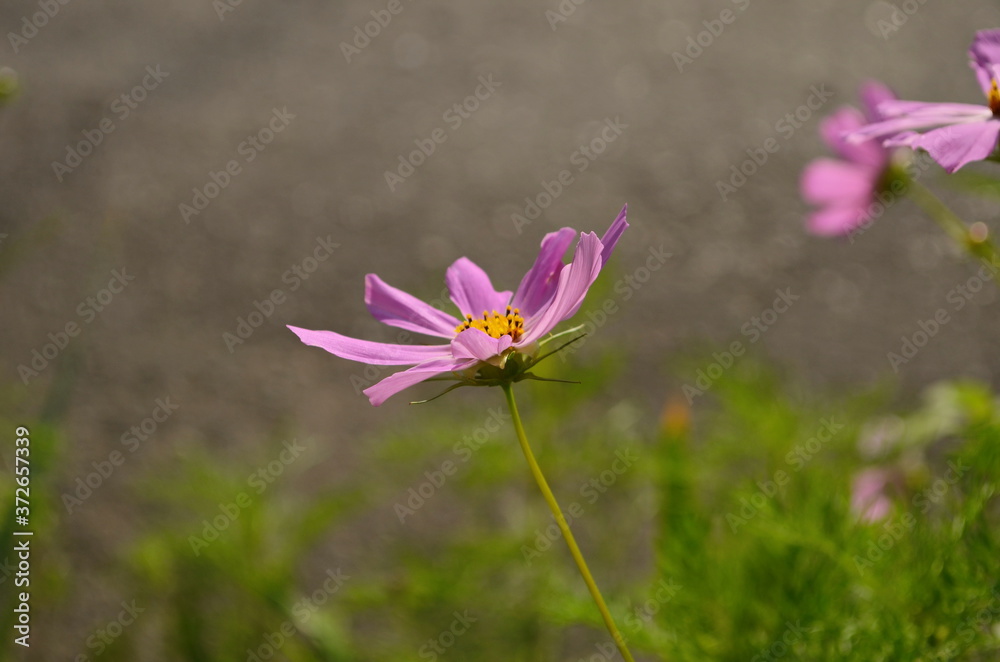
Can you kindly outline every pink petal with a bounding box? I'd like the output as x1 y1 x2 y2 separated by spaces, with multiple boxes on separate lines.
511 227 577 317
906 121 1000 173
445 257 512 318
859 496 893 523
851 468 893 523
800 158 878 206
363 357 478 406
287 325 452 364
859 80 896 121
821 107 884 165
969 29 1000 97
517 231 603 345
365 274 461 338
806 205 868 237
599 204 629 266
852 468 889 504
876 100 989 119
882 130 921 148
850 103 992 142
450 327 513 361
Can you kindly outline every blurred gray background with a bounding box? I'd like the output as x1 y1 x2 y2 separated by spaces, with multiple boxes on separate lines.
3 0 1000 652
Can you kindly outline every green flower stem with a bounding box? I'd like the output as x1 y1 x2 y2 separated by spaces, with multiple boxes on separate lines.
908 179 1000 268
501 383 637 662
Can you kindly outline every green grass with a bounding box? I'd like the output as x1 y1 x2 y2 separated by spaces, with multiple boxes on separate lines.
3 357 999 661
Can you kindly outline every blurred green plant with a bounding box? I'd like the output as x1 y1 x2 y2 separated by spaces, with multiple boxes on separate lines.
127 446 363 662
0 67 18 106
644 367 1000 661
3 350 998 660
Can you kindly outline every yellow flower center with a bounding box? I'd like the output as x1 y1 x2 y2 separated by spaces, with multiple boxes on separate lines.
455 306 524 341
990 79 1000 115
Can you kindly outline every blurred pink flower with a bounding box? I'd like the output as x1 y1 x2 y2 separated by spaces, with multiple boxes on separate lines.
851 468 896 523
288 206 628 406
849 29 1000 173
800 80 896 236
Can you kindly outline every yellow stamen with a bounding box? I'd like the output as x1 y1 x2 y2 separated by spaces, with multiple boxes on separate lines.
454 305 524 341
990 79 1000 115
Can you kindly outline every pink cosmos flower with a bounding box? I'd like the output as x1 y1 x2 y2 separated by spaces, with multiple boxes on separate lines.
849 29 1000 173
800 80 896 236
850 467 896 523
288 205 628 406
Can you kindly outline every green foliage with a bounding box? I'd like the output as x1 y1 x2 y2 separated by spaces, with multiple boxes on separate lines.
0 67 18 106
645 370 1000 662
3 356 999 661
